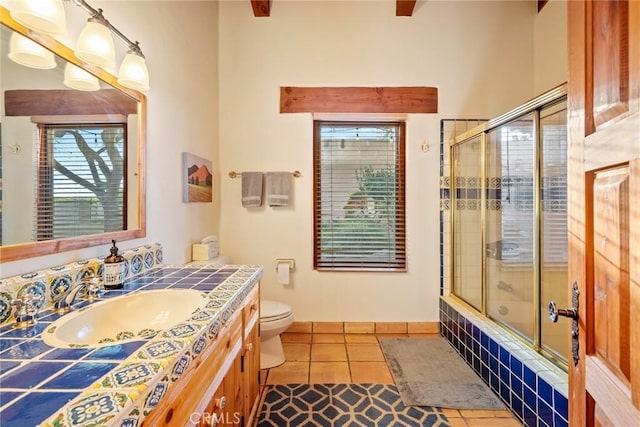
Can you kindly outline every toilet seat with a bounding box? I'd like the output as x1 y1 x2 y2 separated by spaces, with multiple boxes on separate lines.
261 300 292 322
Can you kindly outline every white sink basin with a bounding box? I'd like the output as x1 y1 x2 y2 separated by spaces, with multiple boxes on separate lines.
42 289 208 348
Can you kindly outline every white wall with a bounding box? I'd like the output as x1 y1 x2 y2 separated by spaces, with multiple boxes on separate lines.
218 0 537 322
533 0 568 94
1 1 219 276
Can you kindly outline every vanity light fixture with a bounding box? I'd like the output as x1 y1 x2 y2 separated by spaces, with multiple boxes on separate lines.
10 0 67 35
7 0 150 91
8 31 57 69
63 62 100 91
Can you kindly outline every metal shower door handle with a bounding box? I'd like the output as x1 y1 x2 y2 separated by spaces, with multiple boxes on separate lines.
548 281 580 366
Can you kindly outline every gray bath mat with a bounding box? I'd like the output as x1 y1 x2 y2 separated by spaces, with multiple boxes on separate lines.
379 337 505 410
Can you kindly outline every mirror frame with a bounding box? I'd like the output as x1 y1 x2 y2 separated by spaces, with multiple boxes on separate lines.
0 6 146 262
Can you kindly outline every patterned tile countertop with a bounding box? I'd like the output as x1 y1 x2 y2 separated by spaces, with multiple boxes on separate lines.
0 264 263 427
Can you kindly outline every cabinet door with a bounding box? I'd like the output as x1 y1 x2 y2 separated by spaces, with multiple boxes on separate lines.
243 287 261 425
224 351 243 425
244 319 261 423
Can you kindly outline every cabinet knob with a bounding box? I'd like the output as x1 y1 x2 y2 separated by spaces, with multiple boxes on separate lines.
246 342 254 352
216 396 227 410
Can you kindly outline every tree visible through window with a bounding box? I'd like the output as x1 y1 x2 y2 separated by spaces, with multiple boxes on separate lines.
37 123 127 240
313 121 406 271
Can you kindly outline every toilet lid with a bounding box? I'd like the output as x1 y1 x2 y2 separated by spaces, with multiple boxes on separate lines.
261 300 292 321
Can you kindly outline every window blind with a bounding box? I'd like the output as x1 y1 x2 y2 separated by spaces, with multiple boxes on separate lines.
313 121 406 271
36 123 126 241
540 114 568 267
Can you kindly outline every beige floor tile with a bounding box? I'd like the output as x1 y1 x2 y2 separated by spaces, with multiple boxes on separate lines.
312 333 345 343
346 344 385 362
459 410 497 418
464 418 521 427
346 334 379 344
447 419 469 427
281 333 312 343
286 322 312 334
264 361 309 384
309 362 351 383
350 362 393 383
310 343 348 361
492 410 517 418
441 409 463 419
283 343 311 361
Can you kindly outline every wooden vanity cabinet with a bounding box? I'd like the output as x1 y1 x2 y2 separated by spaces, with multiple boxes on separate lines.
143 284 261 427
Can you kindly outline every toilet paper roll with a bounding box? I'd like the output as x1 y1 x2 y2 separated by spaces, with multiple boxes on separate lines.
277 263 290 285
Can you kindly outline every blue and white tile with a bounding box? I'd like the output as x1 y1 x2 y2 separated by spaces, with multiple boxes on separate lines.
42 390 136 427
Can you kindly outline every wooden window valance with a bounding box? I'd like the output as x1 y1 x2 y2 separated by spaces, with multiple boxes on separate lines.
280 86 438 114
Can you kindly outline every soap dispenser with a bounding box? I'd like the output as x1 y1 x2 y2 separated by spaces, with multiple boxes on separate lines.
103 240 125 289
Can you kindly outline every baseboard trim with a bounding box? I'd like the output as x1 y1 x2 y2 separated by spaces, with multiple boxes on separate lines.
285 321 439 334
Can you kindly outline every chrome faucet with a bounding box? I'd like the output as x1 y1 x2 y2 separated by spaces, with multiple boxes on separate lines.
11 293 43 328
53 274 103 313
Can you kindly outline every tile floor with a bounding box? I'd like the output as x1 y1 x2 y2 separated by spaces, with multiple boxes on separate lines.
259 332 522 427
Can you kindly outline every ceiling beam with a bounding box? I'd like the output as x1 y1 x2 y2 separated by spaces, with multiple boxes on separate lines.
280 86 438 114
251 0 271 17
396 0 417 17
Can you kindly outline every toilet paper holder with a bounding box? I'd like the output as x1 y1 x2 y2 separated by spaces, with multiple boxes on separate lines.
275 259 295 271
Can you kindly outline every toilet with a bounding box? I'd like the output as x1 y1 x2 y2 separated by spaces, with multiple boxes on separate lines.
260 300 294 369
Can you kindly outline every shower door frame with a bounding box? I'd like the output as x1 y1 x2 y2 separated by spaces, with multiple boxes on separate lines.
449 83 568 368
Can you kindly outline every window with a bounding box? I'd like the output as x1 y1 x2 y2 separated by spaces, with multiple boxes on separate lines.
36 123 127 240
313 121 406 271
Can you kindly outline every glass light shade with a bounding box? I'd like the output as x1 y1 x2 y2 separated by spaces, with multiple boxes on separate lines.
75 19 115 69
117 52 150 91
8 32 56 69
63 63 100 91
10 0 67 35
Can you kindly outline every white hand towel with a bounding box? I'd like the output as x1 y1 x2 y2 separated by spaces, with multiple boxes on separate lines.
266 172 291 207
241 172 264 207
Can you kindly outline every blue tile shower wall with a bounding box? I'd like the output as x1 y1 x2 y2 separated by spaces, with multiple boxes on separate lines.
440 298 569 427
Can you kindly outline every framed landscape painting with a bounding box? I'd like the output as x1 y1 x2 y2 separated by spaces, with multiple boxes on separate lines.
183 152 213 203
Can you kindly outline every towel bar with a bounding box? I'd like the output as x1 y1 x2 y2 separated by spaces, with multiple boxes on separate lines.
229 170 301 178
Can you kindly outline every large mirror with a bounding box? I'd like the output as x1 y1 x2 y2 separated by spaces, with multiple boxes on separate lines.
0 7 146 263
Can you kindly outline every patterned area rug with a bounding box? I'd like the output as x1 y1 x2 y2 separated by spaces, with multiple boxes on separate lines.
257 384 450 426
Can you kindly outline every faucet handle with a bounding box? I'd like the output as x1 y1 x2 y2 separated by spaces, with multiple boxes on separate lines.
83 276 104 300
11 293 43 328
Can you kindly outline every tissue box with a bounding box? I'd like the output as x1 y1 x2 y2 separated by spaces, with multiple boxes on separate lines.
192 242 219 261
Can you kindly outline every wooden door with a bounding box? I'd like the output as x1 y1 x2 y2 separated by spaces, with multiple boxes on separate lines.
567 0 640 425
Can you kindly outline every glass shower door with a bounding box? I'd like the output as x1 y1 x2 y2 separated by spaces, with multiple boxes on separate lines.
452 136 483 311
485 115 536 341
540 101 568 360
